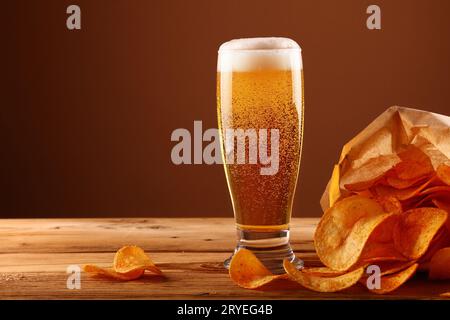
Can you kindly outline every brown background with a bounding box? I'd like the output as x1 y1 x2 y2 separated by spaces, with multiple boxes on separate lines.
2 0 449 218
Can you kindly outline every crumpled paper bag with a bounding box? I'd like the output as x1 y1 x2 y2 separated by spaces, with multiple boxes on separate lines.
320 106 450 211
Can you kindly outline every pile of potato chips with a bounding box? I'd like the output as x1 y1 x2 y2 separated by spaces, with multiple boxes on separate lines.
313 157 450 293
313 107 450 294
84 246 162 280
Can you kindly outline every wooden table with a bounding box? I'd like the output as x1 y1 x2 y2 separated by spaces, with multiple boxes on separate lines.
0 218 448 300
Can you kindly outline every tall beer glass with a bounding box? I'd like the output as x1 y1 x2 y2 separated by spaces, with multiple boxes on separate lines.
217 38 304 273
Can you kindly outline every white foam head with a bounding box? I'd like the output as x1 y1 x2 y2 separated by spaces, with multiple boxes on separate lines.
218 37 302 72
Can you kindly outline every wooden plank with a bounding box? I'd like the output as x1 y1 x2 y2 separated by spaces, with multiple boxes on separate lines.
0 218 316 254
0 218 449 299
0 252 449 299
1 252 449 300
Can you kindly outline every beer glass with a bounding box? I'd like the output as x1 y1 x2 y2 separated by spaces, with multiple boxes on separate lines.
217 38 304 273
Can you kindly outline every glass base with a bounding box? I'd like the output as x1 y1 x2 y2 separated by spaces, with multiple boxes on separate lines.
224 228 303 274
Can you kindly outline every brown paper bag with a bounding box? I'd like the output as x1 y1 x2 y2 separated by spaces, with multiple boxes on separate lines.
320 106 450 211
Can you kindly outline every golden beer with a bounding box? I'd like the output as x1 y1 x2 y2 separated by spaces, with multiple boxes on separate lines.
217 38 304 272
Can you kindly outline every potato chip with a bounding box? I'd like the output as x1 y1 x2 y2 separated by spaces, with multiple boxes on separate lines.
386 174 430 190
394 146 434 180
375 260 417 276
432 199 450 233
113 245 162 275
228 249 286 289
365 263 418 294
83 264 144 281
283 259 364 293
371 178 435 201
369 212 401 243
342 155 399 192
412 193 442 209
300 266 347 277
355 189 374 198
429 247 450 280
393 208 448 259
84 245 161 281
440 292 450 298
376 197 402 215
315 195 393 271
419 186 450 197
408 186 450 208
359 242 406 263
436 164 450 186
419 228 450 263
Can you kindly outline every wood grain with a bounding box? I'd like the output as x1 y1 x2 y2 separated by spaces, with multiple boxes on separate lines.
0 218 449 299
0 218 316 254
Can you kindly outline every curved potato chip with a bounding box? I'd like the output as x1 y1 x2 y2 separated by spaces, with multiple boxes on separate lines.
283 259 364 293
229 249 286 289
368 212 401 243
342 154 399 192
429 247 450 280
376 197 403 216
375 260 417 277
386 174 430 190
315 195 393 271
372 177 435 201
360 242 406 263
84 264 144 281
366 263 418 294
393 208 448 260
394 146 434 180
358 215 406 264
113 246 162 275
412 192 446 208
432 199 450 232
419 228 450 263
300 266 347 277
355 190 374 198
419 186 450 197
437 164 450 186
